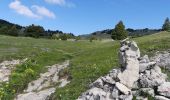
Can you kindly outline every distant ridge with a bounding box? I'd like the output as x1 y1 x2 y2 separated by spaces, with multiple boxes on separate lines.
79 28 161 39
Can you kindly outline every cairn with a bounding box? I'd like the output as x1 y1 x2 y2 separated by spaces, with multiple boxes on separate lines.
78 39 170 100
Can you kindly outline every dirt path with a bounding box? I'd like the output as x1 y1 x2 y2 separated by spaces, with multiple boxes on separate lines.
15 60 70 100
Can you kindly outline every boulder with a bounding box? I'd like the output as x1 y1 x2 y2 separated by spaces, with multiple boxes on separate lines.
158 82 170 98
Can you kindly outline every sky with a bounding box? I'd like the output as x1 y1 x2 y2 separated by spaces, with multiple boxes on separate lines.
0 0 170 35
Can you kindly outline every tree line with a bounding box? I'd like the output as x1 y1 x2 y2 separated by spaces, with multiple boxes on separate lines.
111 17 170 40
0 19 76 40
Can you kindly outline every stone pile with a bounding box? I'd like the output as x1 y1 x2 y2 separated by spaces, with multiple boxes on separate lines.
78 39 170 100
151 51 170 71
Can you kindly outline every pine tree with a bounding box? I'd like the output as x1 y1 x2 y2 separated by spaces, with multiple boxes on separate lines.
162 17 170 31
111 21 128 40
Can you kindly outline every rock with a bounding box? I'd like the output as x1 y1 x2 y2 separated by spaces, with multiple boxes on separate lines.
155 95 170 100
140 88 155 97
16 88 55 100
119 94 133 100
152 52 170 71
136 96 148 100
0 59 26 82
139 62 156 73
115 82 131 95
89 78 104 89
118 57 139 88
118 41 140 88
16 61 70 100
101 76 116 85
139 55 150 63
158 82 170 98
111 88 119 100
77 40 170 100
139 69 166 88
108 69 121 81
78 88 107 100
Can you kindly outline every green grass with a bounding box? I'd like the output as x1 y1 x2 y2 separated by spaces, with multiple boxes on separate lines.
0 31 170 100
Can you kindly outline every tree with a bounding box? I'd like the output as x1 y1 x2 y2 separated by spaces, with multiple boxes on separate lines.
7 25 18 36
59 34 67 40
111 21 128 40
162 17 170 31
24 24 45 38
0 26 8 35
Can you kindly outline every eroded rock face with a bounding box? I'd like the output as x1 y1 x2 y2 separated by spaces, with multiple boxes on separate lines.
0 59 27 82
15 61 70 100
78 39 170 100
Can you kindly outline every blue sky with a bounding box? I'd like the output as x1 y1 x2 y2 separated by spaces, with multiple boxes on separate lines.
0 0 169 35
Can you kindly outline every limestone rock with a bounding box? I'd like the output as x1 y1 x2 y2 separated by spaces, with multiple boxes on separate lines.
115 82 131 95
15 61 70 100
118 41 140 88
152 51 170 71
140 88 155 97
155 95 170 100
139 67 167 88
16 88 55 100
158 82 170 98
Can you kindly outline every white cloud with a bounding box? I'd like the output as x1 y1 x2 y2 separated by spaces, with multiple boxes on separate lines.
32 5 56 19
44 0 66 5
9 0 40 19
44 0 75 7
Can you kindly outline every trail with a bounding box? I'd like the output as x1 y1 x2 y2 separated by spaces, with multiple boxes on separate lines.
15 60 70 100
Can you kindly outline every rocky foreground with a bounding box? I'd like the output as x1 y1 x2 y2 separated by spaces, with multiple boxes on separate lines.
78 39 170 100
0 59 27 82
15 60 70 100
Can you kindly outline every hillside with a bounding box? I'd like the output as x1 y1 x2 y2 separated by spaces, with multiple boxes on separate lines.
0 31 170 100
80 28 161 39
0 19 22 29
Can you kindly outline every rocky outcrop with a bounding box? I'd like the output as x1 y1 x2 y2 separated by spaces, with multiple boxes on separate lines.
151 51 170 72
157 82 170 98
0 59 27 82
78 39 170 100
15 60 70 100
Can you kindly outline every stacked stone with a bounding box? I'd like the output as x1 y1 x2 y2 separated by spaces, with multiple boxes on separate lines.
78 39 170 100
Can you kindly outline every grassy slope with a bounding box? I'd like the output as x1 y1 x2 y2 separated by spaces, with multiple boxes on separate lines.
54 31 170 100
0 32 170 99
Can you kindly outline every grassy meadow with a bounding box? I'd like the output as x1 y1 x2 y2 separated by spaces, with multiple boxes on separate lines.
0 31 170 99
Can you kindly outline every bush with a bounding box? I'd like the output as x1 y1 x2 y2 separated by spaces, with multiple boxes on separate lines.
60 34 67 40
